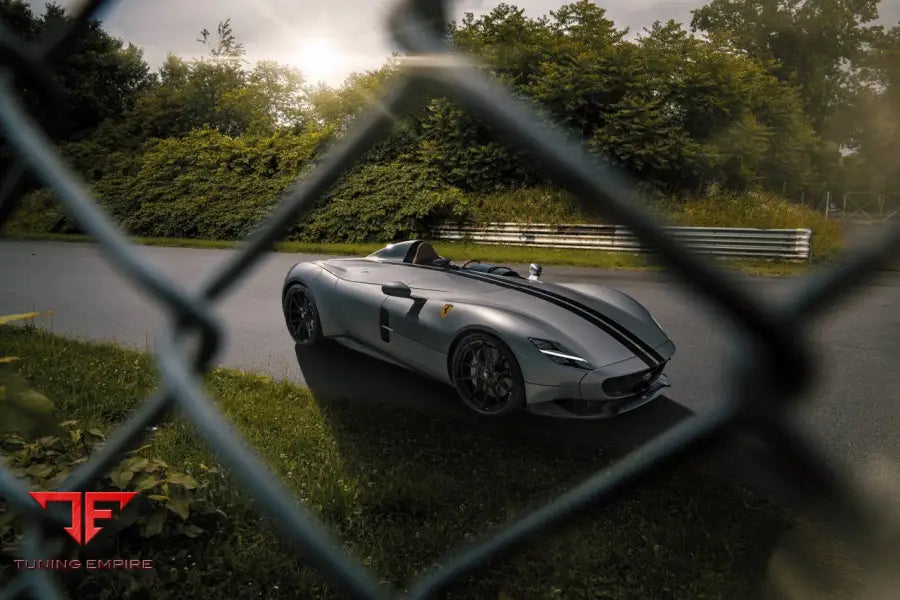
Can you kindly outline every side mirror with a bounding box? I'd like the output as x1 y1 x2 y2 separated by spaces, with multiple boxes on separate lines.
382 281 412 298
528 263 543 281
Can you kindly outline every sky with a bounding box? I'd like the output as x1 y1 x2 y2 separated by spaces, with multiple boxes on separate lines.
27 0 900 87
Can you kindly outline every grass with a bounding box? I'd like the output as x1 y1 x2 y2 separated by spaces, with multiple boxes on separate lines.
1 231 816 277
466 188 844 262
661 193 844 261
0 326 864 599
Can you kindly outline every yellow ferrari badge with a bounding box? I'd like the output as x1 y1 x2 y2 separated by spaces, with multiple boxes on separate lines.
440 304 454 319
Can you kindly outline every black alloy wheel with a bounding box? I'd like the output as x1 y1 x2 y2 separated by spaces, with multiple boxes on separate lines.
283 283 322 346
451 333 525 417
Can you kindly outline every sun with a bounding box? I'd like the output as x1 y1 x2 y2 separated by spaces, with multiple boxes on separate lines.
292 37 343 84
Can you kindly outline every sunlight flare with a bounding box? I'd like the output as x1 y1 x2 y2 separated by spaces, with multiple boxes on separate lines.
291 37 344 84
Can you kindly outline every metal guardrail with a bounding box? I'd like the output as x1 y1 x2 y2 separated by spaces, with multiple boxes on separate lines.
435 223 813 260
0 0 898 598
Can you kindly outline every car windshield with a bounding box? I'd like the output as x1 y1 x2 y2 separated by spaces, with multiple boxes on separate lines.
368 241 521 276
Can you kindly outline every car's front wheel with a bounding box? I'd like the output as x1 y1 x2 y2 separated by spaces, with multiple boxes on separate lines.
283 283 323 346
450 332 525 417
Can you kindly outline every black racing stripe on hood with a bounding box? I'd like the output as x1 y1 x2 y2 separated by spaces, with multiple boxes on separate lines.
451 270 662 367
369 259 663 366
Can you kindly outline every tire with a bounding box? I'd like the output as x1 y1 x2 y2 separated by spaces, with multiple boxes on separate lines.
450 332 525 417
283 283 323 346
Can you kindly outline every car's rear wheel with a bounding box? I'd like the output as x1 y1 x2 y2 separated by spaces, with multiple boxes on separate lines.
451 332 525 417
283 283 322 346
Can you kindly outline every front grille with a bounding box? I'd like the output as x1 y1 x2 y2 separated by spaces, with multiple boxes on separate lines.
602 363 666 397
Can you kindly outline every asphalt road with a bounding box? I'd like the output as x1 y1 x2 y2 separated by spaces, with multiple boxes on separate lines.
2 240 899 507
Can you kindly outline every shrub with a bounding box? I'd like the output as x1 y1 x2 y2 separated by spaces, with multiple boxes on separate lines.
466 186 604 224
292 162 473 243
0 420 217 552
94 128 333 239
662 191 844 260
0 371 219 560
4 189 81 234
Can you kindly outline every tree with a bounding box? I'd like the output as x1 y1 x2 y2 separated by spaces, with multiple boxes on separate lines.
416 3 558 192
452 3 552 87
690 0 881 137
306 58 399 132
421 2 820 193
838 24 900 191
624 20 820 191
107 20 310 143
0 0 153 209
520 1 629 141
239 61 309 132
197 18 245 60
305 59 417 166
38 3 153 140
0 1 152 141
0 0 37 40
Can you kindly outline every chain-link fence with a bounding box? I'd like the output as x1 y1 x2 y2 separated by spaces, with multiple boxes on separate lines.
830 192 900 222
1 0 899 598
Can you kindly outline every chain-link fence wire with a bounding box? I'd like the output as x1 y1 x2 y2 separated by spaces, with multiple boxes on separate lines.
1 0 900 597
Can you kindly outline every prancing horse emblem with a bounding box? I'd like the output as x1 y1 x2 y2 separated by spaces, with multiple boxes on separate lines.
440 304 454 319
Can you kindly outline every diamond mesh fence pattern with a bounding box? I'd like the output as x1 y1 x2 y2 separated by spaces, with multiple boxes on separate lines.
1 0 899 598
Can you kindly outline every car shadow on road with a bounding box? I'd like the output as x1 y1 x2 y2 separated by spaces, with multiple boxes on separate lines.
293 340 694 458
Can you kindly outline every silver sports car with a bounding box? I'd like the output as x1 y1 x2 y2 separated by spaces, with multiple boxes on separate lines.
282 240 675 419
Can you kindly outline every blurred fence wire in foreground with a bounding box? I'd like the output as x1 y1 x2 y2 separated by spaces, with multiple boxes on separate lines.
1 0 899 598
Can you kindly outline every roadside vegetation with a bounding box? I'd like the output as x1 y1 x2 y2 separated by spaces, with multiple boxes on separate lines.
3 0 895 265
0 325 855 599
3 231 820 277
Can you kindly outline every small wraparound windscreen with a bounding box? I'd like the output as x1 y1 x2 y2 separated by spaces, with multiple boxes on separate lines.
368 240 420 263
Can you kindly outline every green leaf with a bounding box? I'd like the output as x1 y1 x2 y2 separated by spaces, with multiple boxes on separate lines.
48 469 70 488
35 435 58 448
166 473 199 490
181 524 204 538
110 469 134 489
166 494 190 520
143 510 166 537
0 373 60 441
25 463 55 479
121 457 150 472
131 472 160 491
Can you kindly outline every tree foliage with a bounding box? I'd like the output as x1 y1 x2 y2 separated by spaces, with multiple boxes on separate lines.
837 23 900 191
691 0 881 137
421 2 822 194
93 128 333 239
296 162 471 243
3 1 893 244
104 21 309 144
197 18 245 59
0 1 153 141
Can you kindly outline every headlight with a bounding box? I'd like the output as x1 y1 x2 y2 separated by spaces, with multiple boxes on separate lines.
528 338 593 370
